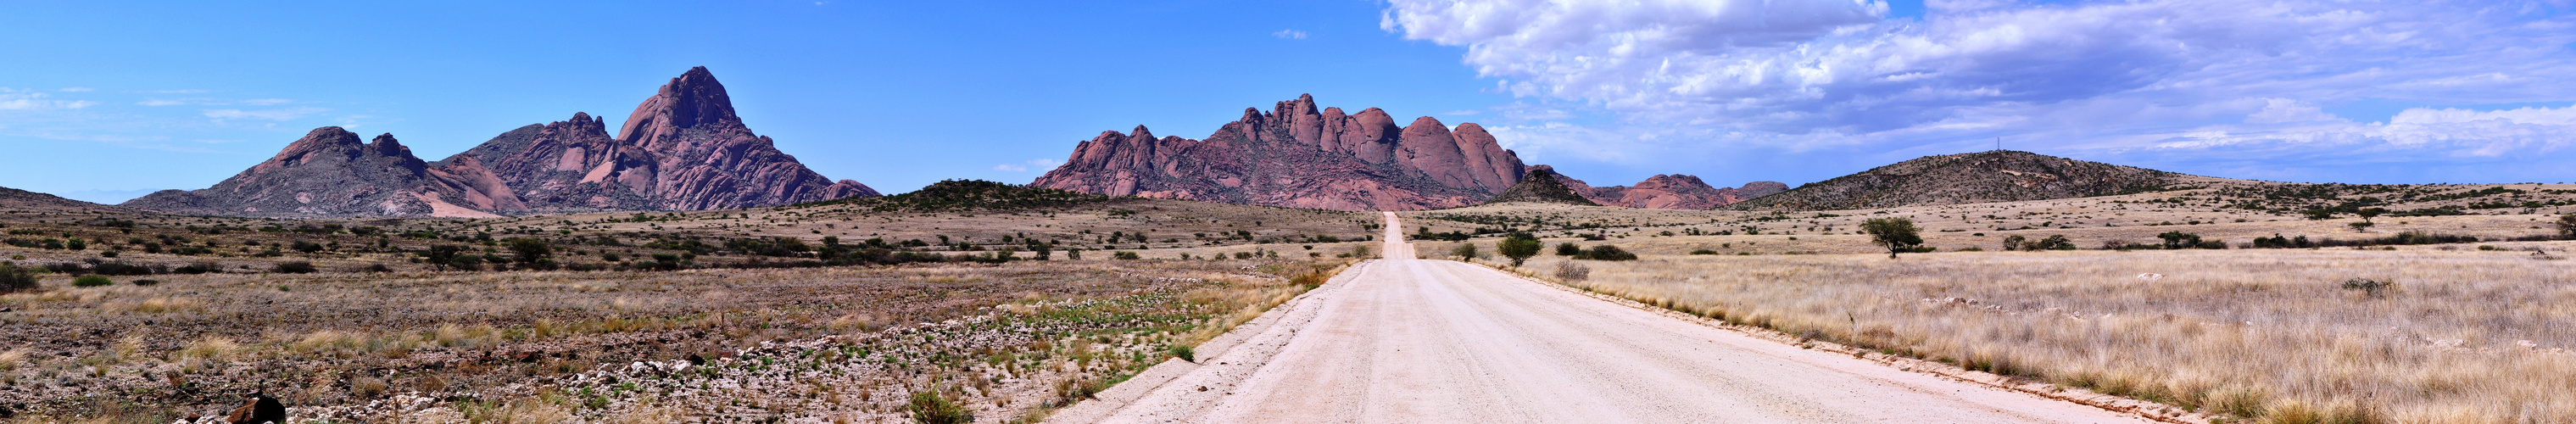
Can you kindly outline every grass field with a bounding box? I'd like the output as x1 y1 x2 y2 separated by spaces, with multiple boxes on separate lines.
1498 248 2576 423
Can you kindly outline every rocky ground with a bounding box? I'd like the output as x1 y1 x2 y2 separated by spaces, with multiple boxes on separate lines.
0 259 1339 423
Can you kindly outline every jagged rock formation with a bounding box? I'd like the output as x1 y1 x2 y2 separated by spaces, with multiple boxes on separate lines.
1484 167 1599 206
1730 150 2203 210
125 67 878 217
1030 94 1525 210
1533 165 1786 209
124 128 522 217
451 67 877 212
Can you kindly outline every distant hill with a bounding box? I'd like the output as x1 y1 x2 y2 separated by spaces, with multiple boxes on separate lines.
1531 165 1784 209
811 180 1113 212
1484 167 1598 206
0 187 113 212
1731 150 2213 210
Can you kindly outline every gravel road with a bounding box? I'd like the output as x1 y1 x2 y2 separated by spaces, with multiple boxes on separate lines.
1079 214 2158 423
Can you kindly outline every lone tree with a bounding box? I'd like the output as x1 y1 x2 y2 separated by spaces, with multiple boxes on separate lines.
1497 232 1542 266
423 245 466 271
507 238 554 269
1862 218 1923 259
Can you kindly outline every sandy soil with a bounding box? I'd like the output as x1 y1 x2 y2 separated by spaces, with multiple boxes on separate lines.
1076 214 2161 423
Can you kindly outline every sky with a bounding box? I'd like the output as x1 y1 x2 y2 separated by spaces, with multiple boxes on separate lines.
3 0 2574 204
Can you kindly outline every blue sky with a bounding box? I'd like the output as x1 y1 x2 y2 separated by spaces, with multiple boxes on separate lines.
5 0 2576 204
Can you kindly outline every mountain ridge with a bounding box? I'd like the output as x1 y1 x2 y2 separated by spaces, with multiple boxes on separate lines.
1729 150 2215 210
1030 94 1525 211
122 67 878 217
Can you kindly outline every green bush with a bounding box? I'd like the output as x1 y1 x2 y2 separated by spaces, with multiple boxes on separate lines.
1689 249 1720 255
0 263 37 293
1112 251 1141 260
72 275 112 287
1555 243 1582 256
1581 245 1637 261
906 389 973 424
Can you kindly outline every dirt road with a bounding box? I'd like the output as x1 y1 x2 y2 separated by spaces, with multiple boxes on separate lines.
1072 214 2157 423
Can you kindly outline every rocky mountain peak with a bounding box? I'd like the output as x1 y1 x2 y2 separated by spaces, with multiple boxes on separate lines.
128 66 877 217
1032 95 1524 210
617 65 742 144
124 127 519 217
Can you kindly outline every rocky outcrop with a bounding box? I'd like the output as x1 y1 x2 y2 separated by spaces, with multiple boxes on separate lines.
127 67 879 217
1030 94 1525 210
123 128 521 218
452 67 878 212
1531 165 1784 209
1728 150 2198 210
1484 167 1599 206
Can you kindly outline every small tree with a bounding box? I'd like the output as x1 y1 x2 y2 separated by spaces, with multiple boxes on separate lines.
2348 221 2375 232
423 245 465 271
1450 243 1480 259
1861 218 1923 259
2356 208 2386 224
1497 232 1542 266
2156 232 2201 249
2001 235 2027 251
507 238 554 269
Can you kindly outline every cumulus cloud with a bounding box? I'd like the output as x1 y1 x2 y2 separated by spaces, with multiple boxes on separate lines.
1274 29 1309 39
204 107 326 121
1380 0 2576 181
995 164 1028 172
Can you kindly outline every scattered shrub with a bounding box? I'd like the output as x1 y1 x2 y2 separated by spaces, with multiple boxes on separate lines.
1689 249 1720 255
72 275 113 287
1555 243 1583 256
0 263 36 293
1168 344 1195 363
2341 278 2395 298
173 261 222 274
1112 251 1141 260
1579 245 1637 261
1553 261 1591 282
131 279 159 287
272 261 318 274
906 389 973 424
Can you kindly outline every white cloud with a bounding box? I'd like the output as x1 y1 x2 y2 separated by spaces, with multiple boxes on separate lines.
1274 29 1308 39
58 87 92 92
239 98 293 106
0 92 95 110
204 107 326 121
138 99 187 106
999 159 1061 173
1382 0 2576 181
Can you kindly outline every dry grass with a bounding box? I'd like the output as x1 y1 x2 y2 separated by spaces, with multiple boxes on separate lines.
1503 248 2576 423
0 258 1344 422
